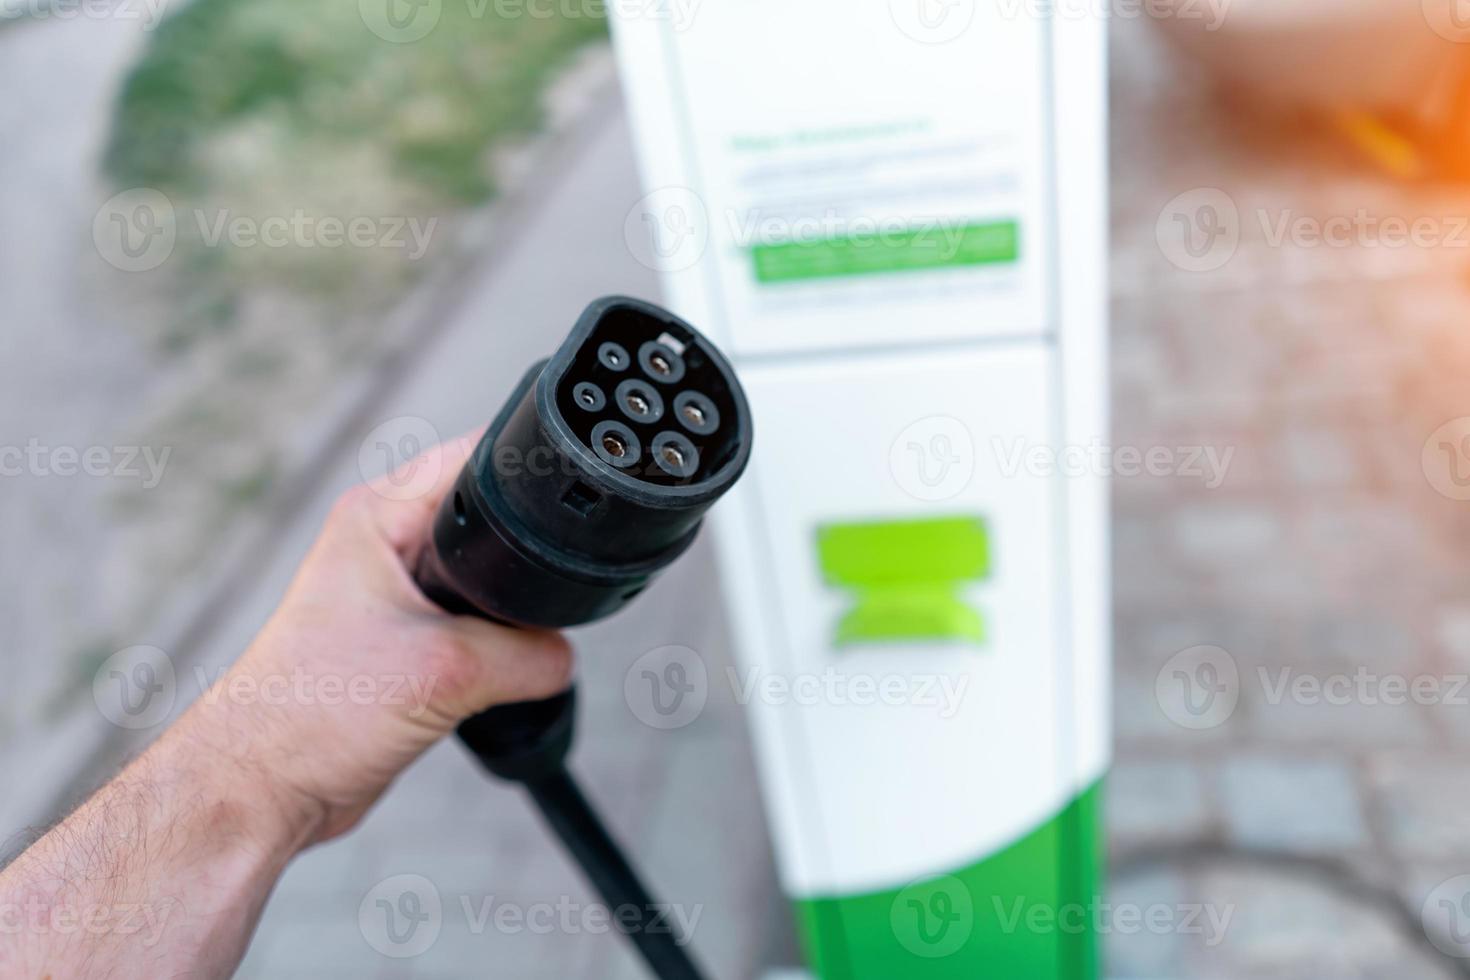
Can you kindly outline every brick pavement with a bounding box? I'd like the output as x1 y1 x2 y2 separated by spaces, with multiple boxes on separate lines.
1107 18 1470 980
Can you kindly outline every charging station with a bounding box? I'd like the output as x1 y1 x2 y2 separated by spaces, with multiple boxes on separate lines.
613 2 1108 976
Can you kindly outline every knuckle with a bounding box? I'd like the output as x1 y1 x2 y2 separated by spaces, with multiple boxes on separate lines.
536 638 575 691
423 632 484 700
326 485 376 528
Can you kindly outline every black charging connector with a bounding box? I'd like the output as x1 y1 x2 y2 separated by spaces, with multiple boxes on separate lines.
411 296 752 980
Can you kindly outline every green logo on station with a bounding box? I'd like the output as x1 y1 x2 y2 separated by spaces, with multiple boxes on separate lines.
816 516 990 646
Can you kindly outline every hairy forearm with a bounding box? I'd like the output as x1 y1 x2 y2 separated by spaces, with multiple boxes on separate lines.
0 701 323 979
0 439 571 979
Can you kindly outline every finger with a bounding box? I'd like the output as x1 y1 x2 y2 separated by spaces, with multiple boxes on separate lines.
364 427 485 558
438 619 575 716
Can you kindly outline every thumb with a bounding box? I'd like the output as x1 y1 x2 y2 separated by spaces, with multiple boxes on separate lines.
430 617 575 719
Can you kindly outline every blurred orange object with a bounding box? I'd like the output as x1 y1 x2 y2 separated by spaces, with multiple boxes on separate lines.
1150 0 1470 179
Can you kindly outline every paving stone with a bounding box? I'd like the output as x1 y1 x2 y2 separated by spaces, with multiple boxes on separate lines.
1170 504 1285 569
1435 606 1470 670
1184 867 1452 980
1107 759 1214 850
1273 427 1363 489
1104 867 1189 979
1245 686 1434 749
1218 757 1368 853
1367 760 1470 863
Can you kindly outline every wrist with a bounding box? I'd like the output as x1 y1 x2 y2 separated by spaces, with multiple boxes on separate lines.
160 693 328 861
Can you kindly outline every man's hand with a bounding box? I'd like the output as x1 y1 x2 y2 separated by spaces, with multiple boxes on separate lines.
0 431 573 979
219 429 573 843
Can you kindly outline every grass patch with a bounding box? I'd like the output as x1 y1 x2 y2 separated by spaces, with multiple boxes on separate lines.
103 0 609 345
107 0 608 204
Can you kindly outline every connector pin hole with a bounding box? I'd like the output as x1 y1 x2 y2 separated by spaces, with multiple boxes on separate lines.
673 391 720 436
591 420 643 470
598 342 631 372
453 492 468 527
572 382 606 413
615 379 665 424
651 431 700 479
638 341 687 384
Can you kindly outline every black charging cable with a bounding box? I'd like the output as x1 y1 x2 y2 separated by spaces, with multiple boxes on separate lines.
410 297 751 980
453 689 707 980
